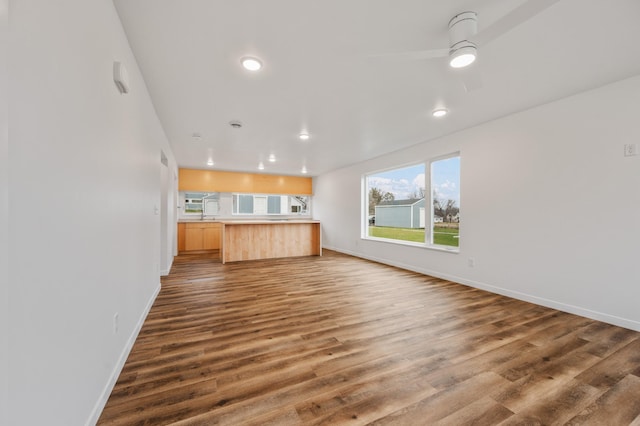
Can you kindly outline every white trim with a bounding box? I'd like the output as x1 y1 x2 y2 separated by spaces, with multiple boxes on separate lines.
361 235 459 253
160 256 174 277
86 282 161 426
323 246 640 332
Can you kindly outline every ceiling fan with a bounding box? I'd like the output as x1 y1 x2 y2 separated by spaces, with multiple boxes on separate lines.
377 0 561 92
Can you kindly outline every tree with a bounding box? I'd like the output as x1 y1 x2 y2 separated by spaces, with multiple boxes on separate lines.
433 194 458 223
410 187 426 199
368 187 394 214
442 199 457 222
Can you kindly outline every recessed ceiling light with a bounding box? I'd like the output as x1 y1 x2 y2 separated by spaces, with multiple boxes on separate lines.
229 120 243 129
299 132 310 141
258 162 264 170
268 154 276 162
432 108 449 118
301 166 308 174
206 159 214 166
192 133 202 142
241 57 262 71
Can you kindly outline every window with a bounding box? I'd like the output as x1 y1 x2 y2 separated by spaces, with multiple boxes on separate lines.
267 196 281 214
429 155 460 248
232 194 310 216
365 164 426 244
234 194 254 214
183 192 219 216
364 154 460 250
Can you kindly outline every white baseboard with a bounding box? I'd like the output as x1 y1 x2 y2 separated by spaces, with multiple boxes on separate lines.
324 246 640 332
160 269 170 276
160 256 174 277
86 282 161 426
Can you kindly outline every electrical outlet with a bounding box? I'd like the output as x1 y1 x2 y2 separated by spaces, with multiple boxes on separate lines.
468 258 475 268
113 313 119 334
624 143 638 157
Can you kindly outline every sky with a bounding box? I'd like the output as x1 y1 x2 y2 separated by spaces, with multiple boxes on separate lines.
367 157 460 206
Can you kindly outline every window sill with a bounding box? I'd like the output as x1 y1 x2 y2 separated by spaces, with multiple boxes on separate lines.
362 236 459 254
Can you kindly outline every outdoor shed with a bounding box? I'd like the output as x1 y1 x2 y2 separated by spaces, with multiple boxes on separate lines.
375 198 425 229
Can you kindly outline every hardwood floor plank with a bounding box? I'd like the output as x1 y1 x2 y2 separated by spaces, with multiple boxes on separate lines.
98 250 640 425
566 374 640 425
495 346 602 414
369 372 512 424
496 380 602 426
433 396 514 426
577 321 640 358
575 337 640 389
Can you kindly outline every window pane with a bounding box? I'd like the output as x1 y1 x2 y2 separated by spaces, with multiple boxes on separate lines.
431 156 460 247
366 164 426 243
238 194 254 214
267 196 281 214
289 195 308 214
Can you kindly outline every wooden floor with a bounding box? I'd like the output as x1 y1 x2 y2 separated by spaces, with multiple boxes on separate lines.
98 250 640 425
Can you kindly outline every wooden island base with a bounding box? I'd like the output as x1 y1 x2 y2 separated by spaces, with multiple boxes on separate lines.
221 221 321 264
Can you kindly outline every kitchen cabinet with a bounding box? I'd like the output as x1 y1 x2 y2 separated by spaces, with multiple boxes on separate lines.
220 220 320 263
178 222 221 252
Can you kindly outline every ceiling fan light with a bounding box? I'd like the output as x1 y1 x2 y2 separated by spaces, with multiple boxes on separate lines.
449 44 477 68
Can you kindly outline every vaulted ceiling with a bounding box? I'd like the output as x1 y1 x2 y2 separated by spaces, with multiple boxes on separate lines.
114 0 640 176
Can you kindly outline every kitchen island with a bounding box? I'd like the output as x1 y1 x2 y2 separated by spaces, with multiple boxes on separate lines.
219 220 321 264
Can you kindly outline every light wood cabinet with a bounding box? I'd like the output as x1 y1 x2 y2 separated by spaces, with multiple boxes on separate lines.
178 168 313 195
203 226 221 250
221 221 321 263
178 222 221 252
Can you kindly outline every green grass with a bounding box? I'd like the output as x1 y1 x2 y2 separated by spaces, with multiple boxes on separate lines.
368 226 459 247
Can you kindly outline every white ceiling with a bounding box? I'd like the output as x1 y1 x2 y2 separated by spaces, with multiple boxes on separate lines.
113 0 640 177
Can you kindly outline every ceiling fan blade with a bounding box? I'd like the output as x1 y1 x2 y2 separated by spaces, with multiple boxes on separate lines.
474 0 561 46
460 69 483 92
369 48 448 61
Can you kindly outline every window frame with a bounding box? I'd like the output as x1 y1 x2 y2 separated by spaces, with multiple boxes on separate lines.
362 152 460 253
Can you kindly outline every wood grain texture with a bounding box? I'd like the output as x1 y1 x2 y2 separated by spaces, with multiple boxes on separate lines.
221 222 320 263
98 250 640 425
178 168 313 195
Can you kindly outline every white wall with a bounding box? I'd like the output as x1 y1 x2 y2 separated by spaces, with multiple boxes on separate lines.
8 0 177 424
0 0 8 424
315 75 640 331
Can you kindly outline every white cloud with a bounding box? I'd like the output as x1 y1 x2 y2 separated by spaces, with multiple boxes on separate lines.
433 180 459 204
368 174 425 200
413 173 425 188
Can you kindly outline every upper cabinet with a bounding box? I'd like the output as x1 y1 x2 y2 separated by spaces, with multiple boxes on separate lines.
179 168 313 195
